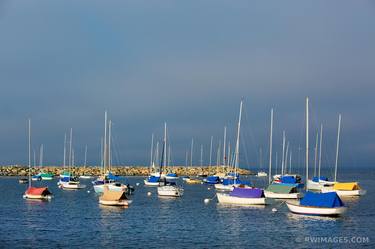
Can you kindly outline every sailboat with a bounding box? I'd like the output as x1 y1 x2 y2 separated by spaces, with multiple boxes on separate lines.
80 145 92 179
59 129 86 190
99 186 132 206
32 145 54 181
144 134 164 186
286 97 347 216
23 119 53 200
93 112 129 193
320 114 366 196
217 100 268 205
271 131 303 188
59 133 71 179
306 124 335 191
157 123 184 197
256 148 267 177
286 191 347 216
202 144 222 184
215 101 250 192
263 109 302 199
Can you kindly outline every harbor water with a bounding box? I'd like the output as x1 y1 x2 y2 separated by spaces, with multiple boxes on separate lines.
0 167 374 248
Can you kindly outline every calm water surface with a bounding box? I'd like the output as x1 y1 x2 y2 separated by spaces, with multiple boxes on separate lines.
0 167 374 248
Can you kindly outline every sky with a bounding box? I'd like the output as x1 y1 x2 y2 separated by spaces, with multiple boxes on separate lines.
0 0 374 171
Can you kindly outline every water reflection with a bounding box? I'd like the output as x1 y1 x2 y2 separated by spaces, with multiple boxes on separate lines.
216 203 266 210
287 212 342 222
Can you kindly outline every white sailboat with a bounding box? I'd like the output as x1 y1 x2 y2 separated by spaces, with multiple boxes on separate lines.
320 114 366 196
256 147 267 177
263 109 302 199
93 113 129 193
59 129 86 190
215 100 251 192
286 98 347 216
144 134 165 186
157 123 184 197
306 124 335 190
80 145 92 179
217 100 268 205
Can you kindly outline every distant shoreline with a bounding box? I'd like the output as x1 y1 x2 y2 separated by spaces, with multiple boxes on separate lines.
0 165 252 177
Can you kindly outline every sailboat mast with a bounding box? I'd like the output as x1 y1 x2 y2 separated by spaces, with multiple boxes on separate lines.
200 144 203 167
84 145 87 167
28 119 31 188
190 138 194 167
163 122 167 169
69 128 73 168
281 131 285 175
268 108 273 184
318 124 323 178
234 100 243 180
227 142 231 170
39 144 43 167
216 141 221 172
103 111 108 173
100 137 103 174
285 142 289 174
63 133 66 169
223 126 227 166
306 97 309 185
108 120 112 172
314 131 318 177
209 136 213 167
155 142 159 170
334 114 341 182
150 133 154 167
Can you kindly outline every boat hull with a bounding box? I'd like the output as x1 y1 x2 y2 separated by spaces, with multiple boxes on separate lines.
185 179 201 184
157 186 183 197
99 199 132 206
321 187 367 197
60 182 86 190
165 176 179 181
306 179 335 191
79 176 92 179
264 191 302 199
256 172 268 177
216 193 269 205
286 202 347 216
144 179 163 186
23 194 52 200
41 177 53 180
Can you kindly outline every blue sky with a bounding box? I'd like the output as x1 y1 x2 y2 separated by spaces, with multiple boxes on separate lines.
0 0 374 170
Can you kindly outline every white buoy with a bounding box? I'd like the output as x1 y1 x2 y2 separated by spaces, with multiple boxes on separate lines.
147 192 152 196
87 190 90 193
207 187 211 190
204 198 210 204
272 208 277 212
136 183 140 186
